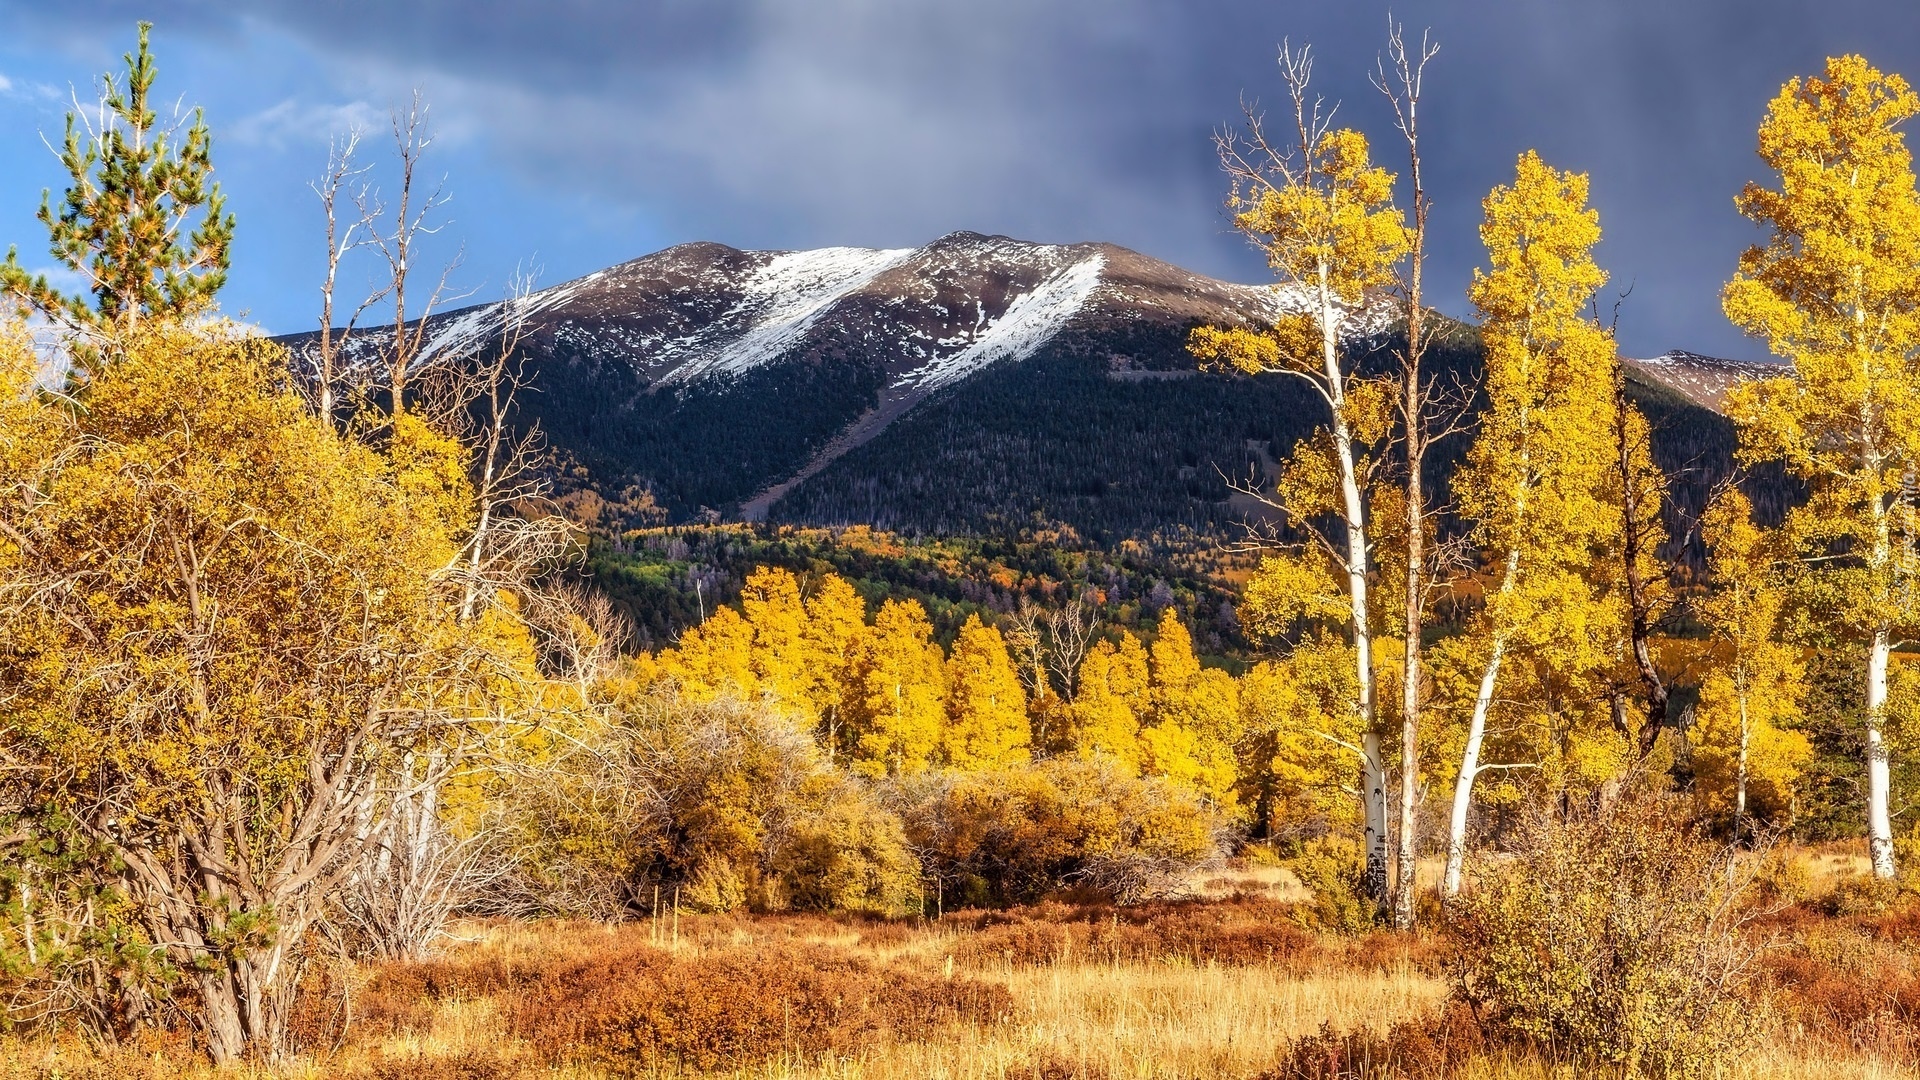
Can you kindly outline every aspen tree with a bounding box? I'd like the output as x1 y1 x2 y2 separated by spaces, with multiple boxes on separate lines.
1722 55 1920 879
1696 489 1810 836
656 605 759 702
1188 43 1409 904
1443 152 1617 897
0 327 533 1060
944 614 1031 770
802 573 868 757
847 598 945 777
1071 634 1150 771
1372 20 1451 930
1141 611 1241 807
740 566 817 723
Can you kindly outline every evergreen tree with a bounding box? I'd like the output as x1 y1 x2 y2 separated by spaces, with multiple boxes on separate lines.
1 23 232 361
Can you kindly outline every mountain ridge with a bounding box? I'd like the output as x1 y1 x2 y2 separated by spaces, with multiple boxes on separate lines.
282 232 1770 545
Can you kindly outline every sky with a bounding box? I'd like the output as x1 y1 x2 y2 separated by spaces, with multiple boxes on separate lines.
1 2 1918 358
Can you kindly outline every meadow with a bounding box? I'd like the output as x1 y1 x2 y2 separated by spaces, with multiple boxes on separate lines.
5 854 1915 1080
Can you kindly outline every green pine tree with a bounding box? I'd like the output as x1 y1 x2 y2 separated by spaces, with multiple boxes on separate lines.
2 21 233 361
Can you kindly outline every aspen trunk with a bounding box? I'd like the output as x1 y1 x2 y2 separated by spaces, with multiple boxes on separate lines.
1444 634 1504 898
1733 687 1751 841
1318 272 1385 907
1867 627 1897 879
1444 542 1521 898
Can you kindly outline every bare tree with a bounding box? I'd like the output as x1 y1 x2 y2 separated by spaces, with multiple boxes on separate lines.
1045 593 1096 701
1005 599 1051 700
297 130 386 424
1372 20 1466 931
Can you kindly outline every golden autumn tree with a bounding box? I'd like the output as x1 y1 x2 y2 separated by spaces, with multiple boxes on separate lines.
655 603 759 703
803 573 869 756
1187 43 1409 903
1442 151 1620 897
740 565 819 722
1694 488 1811 835
1070 633 1151 771
1237 632 1362 837
847 598 946 777
943 614 1031 770
1140 611 1241 808
1722 55 1920 878
0 326 533 1061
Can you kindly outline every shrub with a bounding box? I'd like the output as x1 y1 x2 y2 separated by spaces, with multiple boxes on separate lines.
949 896 1314 968
1257 1003 1484 1080
895 757 1223 907
479 691 919 917
1284 837 1376 935
506 941 1009 1070
1447 792 1765 1078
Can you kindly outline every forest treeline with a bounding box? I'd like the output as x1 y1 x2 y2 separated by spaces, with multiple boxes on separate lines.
4 19 1920 1075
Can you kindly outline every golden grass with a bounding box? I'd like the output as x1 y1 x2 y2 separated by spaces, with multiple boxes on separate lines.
4 850 1916 1080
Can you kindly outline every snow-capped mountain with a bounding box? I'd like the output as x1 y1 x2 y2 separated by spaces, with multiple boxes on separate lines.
290 232 1751 541
299 231 1402 528
1623 350 1783 412
347 230 1396 395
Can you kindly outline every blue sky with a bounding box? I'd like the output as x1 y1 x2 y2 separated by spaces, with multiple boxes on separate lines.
2 2 1918 357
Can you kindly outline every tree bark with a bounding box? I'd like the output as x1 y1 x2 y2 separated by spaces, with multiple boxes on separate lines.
1867 626 1897 879
1317 270 1386 909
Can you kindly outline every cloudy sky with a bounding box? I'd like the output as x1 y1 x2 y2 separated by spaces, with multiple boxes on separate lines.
1 1 1917 356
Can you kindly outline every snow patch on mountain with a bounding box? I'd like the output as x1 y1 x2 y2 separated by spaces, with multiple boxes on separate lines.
655 246 916 385
896 252 1106 391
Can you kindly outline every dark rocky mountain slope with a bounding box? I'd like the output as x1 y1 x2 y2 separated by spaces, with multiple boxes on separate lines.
285 233 1781 547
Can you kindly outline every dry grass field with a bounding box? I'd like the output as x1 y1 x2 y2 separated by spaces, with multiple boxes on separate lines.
3 860 1916 1080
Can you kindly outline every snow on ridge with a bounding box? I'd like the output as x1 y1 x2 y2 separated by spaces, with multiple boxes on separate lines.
894 252 1106 391
657 246 916 384
408 273 603 367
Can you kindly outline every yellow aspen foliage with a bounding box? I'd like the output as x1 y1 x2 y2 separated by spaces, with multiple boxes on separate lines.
847 598 945 777
739 566 817 721
1237 631 1362 835
657 605 759 702
1140 612 1240 807
802 573 869 749
1188 105 1408 900
1070 635 1149 772
1443 150 1620 896
1693 489 1811 828
1722 55 1920 878
943 614 1031 770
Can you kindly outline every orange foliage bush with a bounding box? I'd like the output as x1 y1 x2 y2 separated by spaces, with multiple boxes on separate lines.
1255 1003 1484 1080
945 896 1392 970
506 941 1010 1070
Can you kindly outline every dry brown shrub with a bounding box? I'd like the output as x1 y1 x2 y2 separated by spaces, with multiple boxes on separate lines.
1256 1003 1484 1080
948 896 1323 970
506 940 1010 1070
1759 899 1920 1057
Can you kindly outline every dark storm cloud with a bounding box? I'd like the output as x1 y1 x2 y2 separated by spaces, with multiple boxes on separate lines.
6 0 1920 355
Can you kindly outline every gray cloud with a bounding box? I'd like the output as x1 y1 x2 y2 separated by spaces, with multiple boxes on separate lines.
5 0 1920 356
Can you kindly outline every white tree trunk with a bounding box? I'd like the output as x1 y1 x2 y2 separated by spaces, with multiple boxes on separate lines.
1867 627 1897 879
1443 540 1522 898
1316 271 1386 905
1734 686 1751 840
1444 634 1504 898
